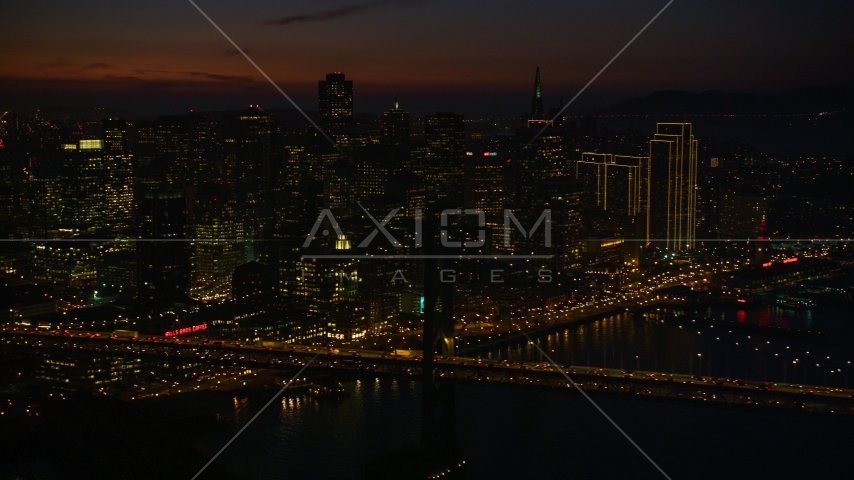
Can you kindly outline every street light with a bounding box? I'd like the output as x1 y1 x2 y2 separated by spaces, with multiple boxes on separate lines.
698 353 702 376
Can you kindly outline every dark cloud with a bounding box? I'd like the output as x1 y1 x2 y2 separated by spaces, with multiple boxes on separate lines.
133 69 254 83
264 0 426 27
83 63 113 70
182 71 254 82
102 74 140 80
39 57 75 69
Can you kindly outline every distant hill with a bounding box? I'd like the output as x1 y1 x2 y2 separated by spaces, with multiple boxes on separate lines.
597 87 854 116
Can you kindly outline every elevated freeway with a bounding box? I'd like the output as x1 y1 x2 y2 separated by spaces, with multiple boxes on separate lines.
2 326 853 417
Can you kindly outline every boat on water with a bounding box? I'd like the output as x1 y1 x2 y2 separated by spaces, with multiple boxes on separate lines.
308 381 349 401
775 297 816 310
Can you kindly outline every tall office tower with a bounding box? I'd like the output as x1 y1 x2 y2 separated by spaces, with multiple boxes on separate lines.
381 96 410 146
319 72 353 130
515 125 565 211
137 190 190 311
59 139 107 233
576 153 649 233
530 67 544 120
155 113 206 187
29 166 63 239
537 177 584 270
132 120 158 169
355 150 390 200
575 153 609 209
190 181 245 301
424 112 466 205
324 160 358 218
223 105 273 261
465 150 507 248
275 136 313 229
464 151 506 216
649 122 698 251
103 118 134 235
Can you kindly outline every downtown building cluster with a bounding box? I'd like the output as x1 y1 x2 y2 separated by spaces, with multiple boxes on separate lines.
0 69 712 345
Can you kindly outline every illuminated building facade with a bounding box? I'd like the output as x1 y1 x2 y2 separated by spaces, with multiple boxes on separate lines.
530 66 544 120
190 181 244 301
649 122 698 251
381 96 409 146
103 118 134 234
319 72 354 130
60 139 107 233
295 250 359 342
576 152 650 239
465 150 508 247
537 177 584 269
424 111 466 204
36 353 141 392
154 113 206 186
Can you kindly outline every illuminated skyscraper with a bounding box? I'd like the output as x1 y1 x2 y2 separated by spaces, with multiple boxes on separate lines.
190 181 245 301
319 72 353 130
530 67 544 120
537 176 584 270
154 113 206 186
60 139 107 233
103 118 134 235
649 122 698 251
515 125 565 211
424 111 466 204
576 152 649 237
381 96 409 146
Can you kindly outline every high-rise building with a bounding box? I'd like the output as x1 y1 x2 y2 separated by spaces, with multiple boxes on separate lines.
465 150 508 247
137 190 190 310
103 118 134 235
515 125 565 210
649 122 698 251
319 72 353 130
60 139 107 233
154 113 206 186
537 177 584 270
424 112 466 205
223 106 273 261
381 96 409 146
294 254 359 342
576 152 649 237
530 67 544 120
190 181 245 301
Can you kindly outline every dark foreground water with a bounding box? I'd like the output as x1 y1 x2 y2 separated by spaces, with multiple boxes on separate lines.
193 306 854 479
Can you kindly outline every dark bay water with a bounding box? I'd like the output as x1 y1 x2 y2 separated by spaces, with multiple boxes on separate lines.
194 306 854 479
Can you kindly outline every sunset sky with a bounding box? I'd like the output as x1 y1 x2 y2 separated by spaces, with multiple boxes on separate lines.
2 0 853 116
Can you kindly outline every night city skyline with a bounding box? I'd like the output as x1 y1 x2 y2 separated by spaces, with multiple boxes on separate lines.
3 0 854 116
2 2 854 480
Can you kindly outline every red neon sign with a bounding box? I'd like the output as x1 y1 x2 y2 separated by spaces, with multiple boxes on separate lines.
762 262 773 268
165 323 207 337
782 257 798 264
